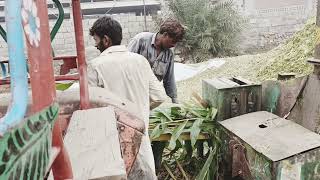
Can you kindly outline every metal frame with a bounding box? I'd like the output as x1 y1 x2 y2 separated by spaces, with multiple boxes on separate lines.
0 0 29 135
0 0 89 178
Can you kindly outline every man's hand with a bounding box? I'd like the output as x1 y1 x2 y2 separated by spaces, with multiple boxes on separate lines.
172 98 179 104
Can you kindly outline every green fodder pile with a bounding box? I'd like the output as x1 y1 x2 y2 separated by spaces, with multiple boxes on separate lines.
257 18 320 80
177 18 320 102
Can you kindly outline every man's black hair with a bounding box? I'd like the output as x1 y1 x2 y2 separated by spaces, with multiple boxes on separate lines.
159 19 185 42
90 16 123 45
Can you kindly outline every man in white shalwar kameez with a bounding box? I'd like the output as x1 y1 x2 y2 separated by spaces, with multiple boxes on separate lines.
87 16 166 180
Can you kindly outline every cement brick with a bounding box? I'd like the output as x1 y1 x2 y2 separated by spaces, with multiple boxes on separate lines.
63 43 75 50
63 33 74 39
146 16 153 22
129 15 137 22
52 38 65 45
64 38 75 45
123 27 129 34
55 33 64 40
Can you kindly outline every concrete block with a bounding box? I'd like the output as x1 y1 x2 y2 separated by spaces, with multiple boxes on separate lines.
63 32 74 39
64 37 75 45
62 42 73 49
53 38 65 45
129 15 137 22
64 107 125 180
123 27 129 34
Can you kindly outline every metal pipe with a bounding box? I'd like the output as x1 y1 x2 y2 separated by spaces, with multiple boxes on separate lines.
0 0 28 135
0 25 7 42
143 0 147 31
0 62 7 77
72 0 90 109
51 0 65 41
26 0 57 112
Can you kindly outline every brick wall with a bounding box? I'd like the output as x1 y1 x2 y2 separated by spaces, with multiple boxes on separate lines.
236 0 317 53
161 0 316 53
0 13 156 60
52 13 155 59
0 0 317 58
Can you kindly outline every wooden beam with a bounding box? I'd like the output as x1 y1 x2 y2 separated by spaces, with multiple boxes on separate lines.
151 132 210 142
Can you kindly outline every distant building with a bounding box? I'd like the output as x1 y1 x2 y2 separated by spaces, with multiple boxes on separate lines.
0 0 161 22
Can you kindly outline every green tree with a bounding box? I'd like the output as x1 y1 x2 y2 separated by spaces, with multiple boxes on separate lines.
168 0 245 62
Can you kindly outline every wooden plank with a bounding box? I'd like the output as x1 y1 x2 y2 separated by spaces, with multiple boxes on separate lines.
233 76 256 85
203 78 238 90
0 74 80 85
151 132 210 142
55 74 79 81
219 77 240 87
53 56 77 60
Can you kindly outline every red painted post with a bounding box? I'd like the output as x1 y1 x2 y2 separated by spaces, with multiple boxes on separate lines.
51 117 73 180
24 0 74 178
26 0 56 112
72 0 90 110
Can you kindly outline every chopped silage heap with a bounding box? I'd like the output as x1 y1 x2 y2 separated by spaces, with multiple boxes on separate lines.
257 18 320 80
177 18 320 102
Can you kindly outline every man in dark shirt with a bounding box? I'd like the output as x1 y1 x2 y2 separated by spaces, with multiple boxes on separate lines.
128 19 185 103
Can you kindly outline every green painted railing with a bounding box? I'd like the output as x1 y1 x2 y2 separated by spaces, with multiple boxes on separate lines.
0 25 7 43
50 0 65 42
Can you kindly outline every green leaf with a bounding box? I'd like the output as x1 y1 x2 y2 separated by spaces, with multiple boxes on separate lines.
164 128 173 134
150 124 162 139
196 147 216 180
190 118 204 147
168 120 189 150
55 82 74 91
169 140 183 155
156 109 174 121
191 109 205 118
160 116 167 125
149 117 161 124
170 106 182 118
211 108 218 120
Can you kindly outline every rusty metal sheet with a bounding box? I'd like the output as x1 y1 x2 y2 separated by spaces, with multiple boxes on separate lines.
261 77 305 117
261 80 281 114
57 87 145 133
203 77 262 121
219 111 320 161
229 140 253 180
289 74 320 132
57 87 145 175
115 109 144 174
275 147 320 180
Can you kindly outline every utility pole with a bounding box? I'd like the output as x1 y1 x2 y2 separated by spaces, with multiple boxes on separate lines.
143 0 147 31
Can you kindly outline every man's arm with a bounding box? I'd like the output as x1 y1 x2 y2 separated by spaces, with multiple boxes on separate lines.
163 57 178 103
147 62 166 109
127 37 140 54
87 64 104 88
